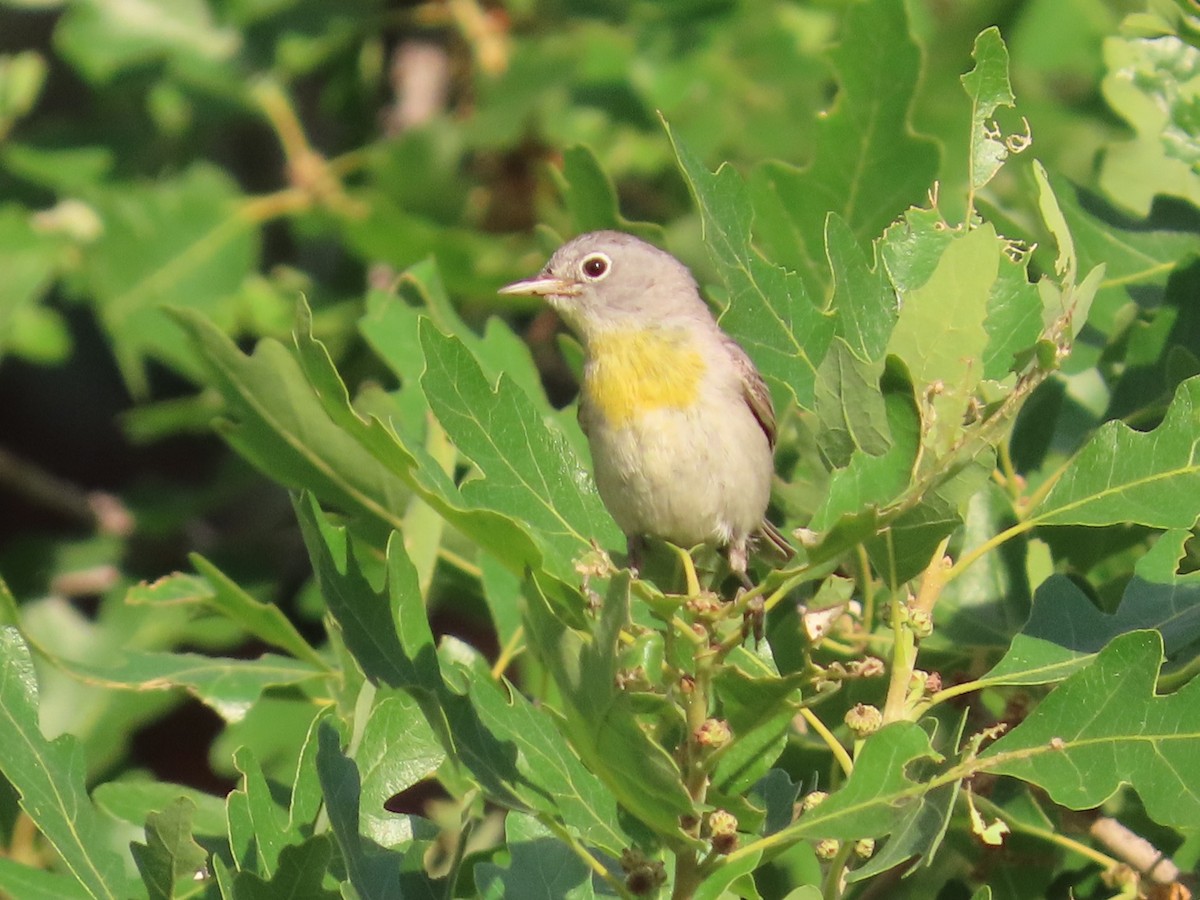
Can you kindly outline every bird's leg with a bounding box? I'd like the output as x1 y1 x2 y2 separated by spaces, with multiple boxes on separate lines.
726 540 754 592
728 539 765 643
625 534 646 578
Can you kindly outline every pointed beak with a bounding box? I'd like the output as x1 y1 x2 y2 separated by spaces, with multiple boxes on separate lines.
498 275 581 298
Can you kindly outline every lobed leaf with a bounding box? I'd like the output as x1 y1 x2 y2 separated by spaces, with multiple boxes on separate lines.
668 123 835 411
419 321 622 566
961 27 1018 196
982 630 1200 829
298 497 638 856
0 627 133 900
524 572 696 840
749 0 938 296
176 307 411 548
130 798 209 900
316 724 406 900
474 813 595 900
885 224 997 455
982 529 1200 687
825 213 896 363
1030 375 1200 529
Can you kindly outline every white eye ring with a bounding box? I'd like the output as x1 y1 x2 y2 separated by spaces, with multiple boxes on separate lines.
580 252 612 281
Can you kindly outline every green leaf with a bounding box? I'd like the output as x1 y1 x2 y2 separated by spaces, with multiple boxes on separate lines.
557 144 662 242
1099 31 1200 216
299 497 633 852
360 259 553 420
231 836 340 900
475 813 594 900
825 213 896 363
1033 161 1076 285
227 747 289 877
0 860 90 900
357 690 445 848
982 529 1200 687
462 657 641 857
727 722 941 861
295 300 552 579
44 648 325 723
809 370 920 533
93 779 228 837
131 798 210 900
844 780 959 883
885 224 998 455
0 203 66 364
667 123 835 411
1029 375 1200 529
176 308 411 548
1052 173 1200 335
316 724 404 900
188 555 328 668
0 627 133 900
84 165 258 397
981 248 1044 381
749 0 938 297
419 322 622 567
55 0 241 85
814 339 891 470
711 662 806 798
961 27 1018 197
296 494 438 695
524 572 695 839
981 630 1200 829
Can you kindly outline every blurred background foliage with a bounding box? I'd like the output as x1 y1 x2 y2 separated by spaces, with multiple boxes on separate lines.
1 0 1199 891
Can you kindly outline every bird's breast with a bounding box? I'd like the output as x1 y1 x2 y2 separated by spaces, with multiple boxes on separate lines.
583 328 707 429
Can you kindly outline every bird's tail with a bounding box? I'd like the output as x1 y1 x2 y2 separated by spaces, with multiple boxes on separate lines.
758 519 795 561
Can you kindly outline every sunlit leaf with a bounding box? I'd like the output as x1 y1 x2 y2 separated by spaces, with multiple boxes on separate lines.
982 630 1200 829
0 627 133 900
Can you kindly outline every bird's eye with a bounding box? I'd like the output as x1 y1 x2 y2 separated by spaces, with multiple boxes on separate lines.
581 253 611 280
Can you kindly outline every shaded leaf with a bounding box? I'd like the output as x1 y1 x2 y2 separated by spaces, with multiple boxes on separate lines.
1099 31 1200 216
131 798 210 900
295 301 554 579
176 308 411 549
316 724 404 900
1053 173 1200 334
982 529 1200 687
524 572 695 839
825 213 896 362
475 813 594 900
814 338 891 469
231 836 339 900
299 498 635 854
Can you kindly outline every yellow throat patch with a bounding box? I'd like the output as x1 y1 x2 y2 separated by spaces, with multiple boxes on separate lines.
584 329 706 428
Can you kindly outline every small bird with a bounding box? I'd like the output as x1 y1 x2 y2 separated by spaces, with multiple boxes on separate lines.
500 230 792 585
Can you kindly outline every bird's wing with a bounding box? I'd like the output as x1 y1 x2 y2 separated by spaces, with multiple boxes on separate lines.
721 334 777 448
